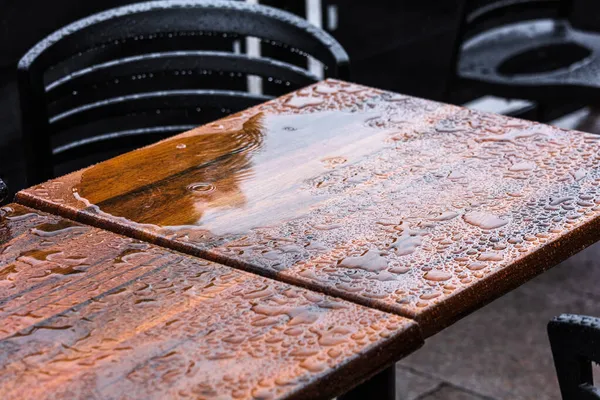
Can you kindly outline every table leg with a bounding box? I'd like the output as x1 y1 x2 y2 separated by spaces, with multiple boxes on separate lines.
339 364 395 400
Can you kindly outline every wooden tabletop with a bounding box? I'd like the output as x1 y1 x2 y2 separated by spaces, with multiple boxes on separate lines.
17 79 600 336
0 204 421 400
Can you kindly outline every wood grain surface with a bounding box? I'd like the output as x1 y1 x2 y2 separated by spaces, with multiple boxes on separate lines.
18 79 600 335
0 204 422 400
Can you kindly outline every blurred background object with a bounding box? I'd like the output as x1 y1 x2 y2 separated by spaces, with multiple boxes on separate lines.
0 178 6 204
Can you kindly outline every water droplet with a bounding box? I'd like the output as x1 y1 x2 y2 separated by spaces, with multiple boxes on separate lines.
431 211 459 221
477 252 503 261
312 223 341 231
463 212 509 229
448 171 465 180
339 250 388 272
509 161 536 172
467 262 487 271
550 196 574 206
420 292 441 300
571 169 587 181
187 183 215 193
389 235 422 256
424 270 452 281
299 358 327 372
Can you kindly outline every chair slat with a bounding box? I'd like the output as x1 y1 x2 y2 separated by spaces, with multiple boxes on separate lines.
49 90 270 134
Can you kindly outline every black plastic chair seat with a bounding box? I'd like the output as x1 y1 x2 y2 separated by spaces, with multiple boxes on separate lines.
459 19 600 100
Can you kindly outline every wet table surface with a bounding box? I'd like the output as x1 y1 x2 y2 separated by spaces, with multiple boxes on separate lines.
0 204 421 400
18 79 600 336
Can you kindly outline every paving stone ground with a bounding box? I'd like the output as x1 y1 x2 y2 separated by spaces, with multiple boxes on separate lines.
397 241 600 400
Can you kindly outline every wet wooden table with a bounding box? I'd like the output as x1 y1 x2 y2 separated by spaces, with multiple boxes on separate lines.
0 204 421 400
18 79 600 338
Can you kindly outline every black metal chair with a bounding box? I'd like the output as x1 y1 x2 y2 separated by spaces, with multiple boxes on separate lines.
0 179 7 204
458 0 600 103
548 314 600 400
18 0 350 185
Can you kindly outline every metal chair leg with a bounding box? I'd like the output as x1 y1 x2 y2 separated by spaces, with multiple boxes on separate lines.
339 364 395 400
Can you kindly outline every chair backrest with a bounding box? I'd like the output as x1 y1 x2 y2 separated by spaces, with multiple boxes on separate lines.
18 0 350 185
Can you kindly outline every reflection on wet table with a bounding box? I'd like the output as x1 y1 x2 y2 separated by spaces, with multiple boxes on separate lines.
18 79 600 335
0 204 422 400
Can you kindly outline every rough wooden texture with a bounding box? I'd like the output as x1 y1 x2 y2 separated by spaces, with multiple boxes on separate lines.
0 204 422 400
18 79 600 335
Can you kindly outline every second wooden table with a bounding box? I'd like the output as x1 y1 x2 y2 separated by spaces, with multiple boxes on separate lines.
0 204 420 399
